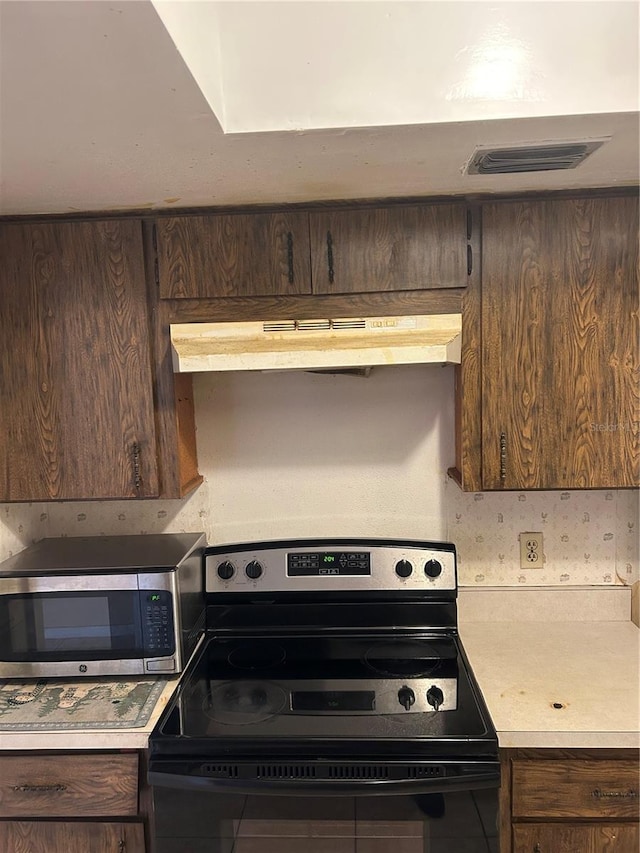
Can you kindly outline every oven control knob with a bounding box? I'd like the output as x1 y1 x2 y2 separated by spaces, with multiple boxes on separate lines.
395 559 413 578
426 685 444 711
424 559 443 578
397 686 415 711
246 560 263 580
217 561 235 581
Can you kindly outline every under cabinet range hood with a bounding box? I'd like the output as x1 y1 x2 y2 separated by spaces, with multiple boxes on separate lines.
170 314 462 373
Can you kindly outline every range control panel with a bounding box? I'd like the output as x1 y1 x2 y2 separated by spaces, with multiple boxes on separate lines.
207 677 458 715
205 540 456 594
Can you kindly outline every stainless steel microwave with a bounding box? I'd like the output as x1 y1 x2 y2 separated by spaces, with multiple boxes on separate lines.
0 532 206 678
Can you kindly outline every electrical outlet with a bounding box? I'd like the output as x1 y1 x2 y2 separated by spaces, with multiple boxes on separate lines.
519 532 544 569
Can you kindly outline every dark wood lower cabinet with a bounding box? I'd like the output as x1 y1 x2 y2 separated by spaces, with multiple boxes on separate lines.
0 751 148 853
501 748 640 853
512 822 639 853
0 820 145 853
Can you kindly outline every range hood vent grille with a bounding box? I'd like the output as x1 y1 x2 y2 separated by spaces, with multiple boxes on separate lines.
295 319 332 331
263 320 297 333
331 318 367 330
170 313 462 373
263 318 368 333
467 139 607 174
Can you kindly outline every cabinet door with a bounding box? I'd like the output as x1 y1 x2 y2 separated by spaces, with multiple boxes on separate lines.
0 820 145 853
156 212 312 298
310 203 469 294
513 823 639 853
0 220 159 500
481 196 639 489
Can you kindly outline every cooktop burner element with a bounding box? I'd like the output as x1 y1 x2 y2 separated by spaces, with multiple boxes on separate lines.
363 639 449 677
205 680 287 725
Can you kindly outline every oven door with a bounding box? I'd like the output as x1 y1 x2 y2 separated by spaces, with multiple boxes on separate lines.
151 763 499 853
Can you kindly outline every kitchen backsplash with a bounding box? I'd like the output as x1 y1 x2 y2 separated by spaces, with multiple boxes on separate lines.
1 367 638 587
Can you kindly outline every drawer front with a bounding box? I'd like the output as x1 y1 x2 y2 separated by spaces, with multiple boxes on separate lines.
0 754 138 818
0 820 145 853
512 759 640 820
513 822 640 853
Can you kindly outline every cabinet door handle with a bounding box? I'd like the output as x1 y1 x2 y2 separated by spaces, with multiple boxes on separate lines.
467 243 473 276
591 787 638 799
118 841 126 853
132 442 141 491
286 232 294 284
326 231 335 284
499 432 507 482
12 784 67 793
533 844 541 853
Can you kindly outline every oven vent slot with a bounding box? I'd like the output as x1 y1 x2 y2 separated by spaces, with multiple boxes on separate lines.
407 765 445 778
327 765 390 779
201 764 239 778
257 764 317 779
200 762 447 781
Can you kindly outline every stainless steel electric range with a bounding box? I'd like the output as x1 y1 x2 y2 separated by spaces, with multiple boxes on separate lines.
149 539 499 853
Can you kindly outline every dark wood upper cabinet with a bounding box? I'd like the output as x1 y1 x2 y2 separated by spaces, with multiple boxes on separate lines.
0 219 161 501
155 212 312 299
0 219 201 502
309 203 469 294
480 195 639 490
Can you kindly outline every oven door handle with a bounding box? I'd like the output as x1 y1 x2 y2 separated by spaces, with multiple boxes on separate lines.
148 766 500 797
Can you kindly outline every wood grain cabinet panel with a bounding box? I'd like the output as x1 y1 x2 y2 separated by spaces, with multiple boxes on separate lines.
309 203 469 295
0 820 145 853
480 195 639 490
501 749 640 853
155 212 312 299
0 753 139 818
0 751 149 853
512 759 640 820
0 219 160 501
513 822 639 853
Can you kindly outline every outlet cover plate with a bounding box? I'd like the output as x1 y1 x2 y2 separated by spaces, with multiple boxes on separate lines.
519 532 544 569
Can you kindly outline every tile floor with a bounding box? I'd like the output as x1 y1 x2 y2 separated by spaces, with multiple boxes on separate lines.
153 788 498 853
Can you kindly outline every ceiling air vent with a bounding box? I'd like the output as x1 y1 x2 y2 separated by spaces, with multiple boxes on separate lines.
467 139 607 175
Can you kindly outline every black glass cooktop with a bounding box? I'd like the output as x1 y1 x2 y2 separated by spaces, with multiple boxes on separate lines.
151 632 496 759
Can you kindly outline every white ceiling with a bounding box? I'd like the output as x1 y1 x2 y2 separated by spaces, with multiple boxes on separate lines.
1 1 638 217
154 1 639 133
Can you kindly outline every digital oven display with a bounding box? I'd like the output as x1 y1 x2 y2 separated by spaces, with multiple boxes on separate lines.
287 551 371 576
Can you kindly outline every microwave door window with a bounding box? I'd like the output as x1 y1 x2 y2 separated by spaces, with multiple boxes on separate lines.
36 596 112 652
0 592 144 661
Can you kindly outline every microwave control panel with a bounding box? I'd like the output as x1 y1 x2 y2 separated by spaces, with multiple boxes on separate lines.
141 590 175 654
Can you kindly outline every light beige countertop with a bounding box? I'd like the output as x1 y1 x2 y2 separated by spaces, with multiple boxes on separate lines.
1 587 638 753
459 586 640 750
